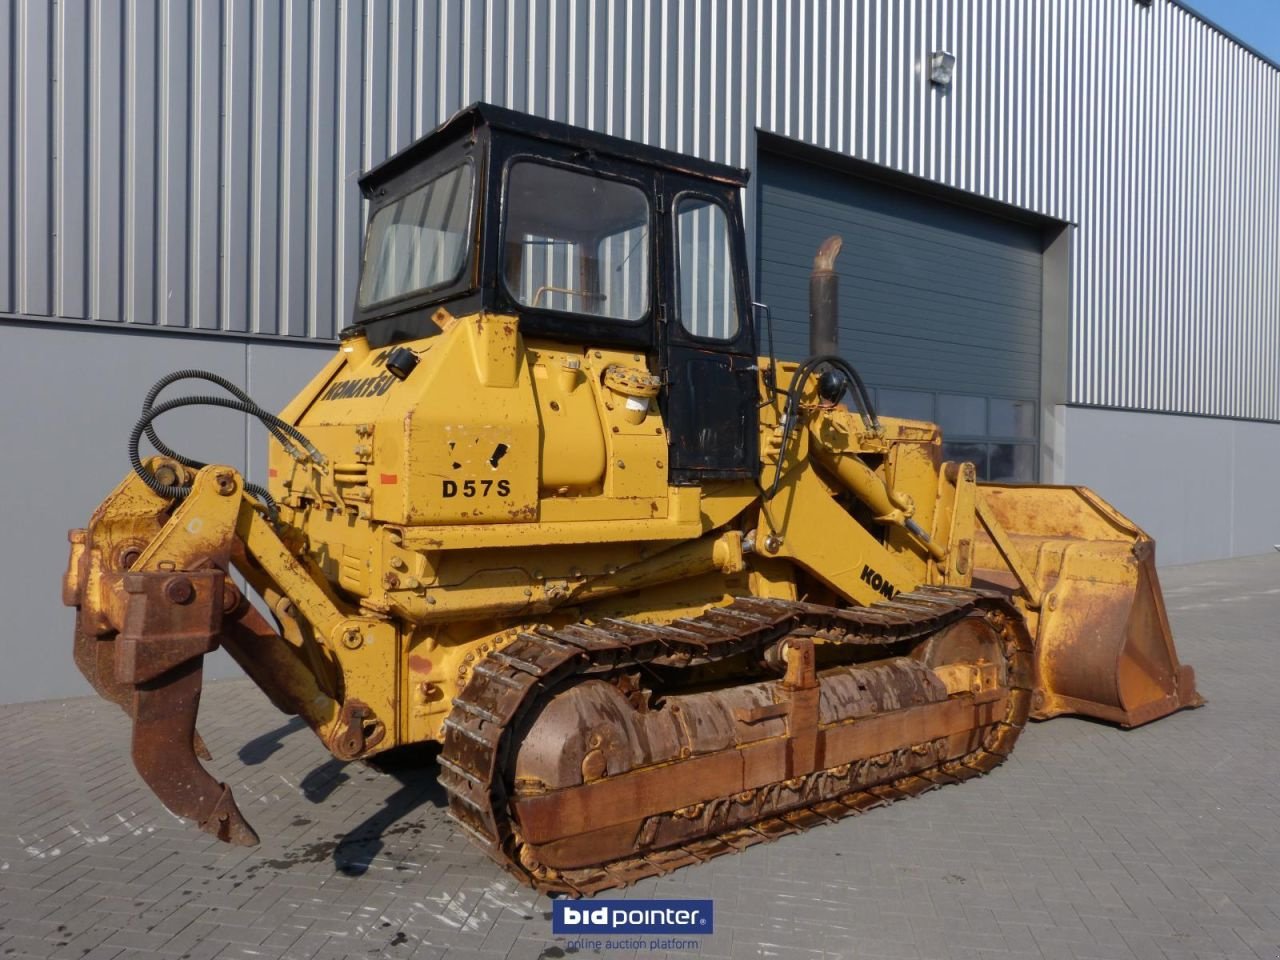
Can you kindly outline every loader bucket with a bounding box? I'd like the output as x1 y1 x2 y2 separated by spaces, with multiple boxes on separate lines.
972 484 1203 728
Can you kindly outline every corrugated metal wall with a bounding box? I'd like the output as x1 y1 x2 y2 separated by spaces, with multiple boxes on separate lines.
1 0 1277 418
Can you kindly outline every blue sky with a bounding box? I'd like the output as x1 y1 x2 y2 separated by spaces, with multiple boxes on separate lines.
1182 0 1280 63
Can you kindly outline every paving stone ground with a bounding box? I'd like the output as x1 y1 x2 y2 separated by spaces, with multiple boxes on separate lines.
2 554 1279 960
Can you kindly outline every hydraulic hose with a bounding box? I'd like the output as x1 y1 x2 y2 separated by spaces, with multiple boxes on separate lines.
766 354 880 500
128 370 324 522
141 370 323 466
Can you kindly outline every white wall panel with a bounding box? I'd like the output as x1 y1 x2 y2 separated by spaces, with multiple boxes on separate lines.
1064 406 1280 565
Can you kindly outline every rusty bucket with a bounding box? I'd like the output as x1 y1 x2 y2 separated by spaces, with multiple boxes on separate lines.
972 484 1202 728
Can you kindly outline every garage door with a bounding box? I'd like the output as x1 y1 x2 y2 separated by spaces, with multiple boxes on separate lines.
756 152 1042 481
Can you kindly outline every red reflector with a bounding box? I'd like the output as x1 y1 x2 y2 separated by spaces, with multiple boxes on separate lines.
380 473 398 484
268 468 278 478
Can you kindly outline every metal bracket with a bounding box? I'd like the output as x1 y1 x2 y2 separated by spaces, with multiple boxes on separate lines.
329 699 386 760
974 495 1043 609
114 570 225 684
781 637 821 777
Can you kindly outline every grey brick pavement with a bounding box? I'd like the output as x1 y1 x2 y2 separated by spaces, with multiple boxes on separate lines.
2 555 1279 960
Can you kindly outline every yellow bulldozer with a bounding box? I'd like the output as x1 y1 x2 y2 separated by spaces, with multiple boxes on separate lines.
64 104 1200 896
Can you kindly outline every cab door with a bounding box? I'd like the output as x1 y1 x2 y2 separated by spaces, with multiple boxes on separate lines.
660 185 759 484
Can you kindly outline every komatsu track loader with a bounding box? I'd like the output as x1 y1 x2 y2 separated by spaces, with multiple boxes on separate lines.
64 104 1201 895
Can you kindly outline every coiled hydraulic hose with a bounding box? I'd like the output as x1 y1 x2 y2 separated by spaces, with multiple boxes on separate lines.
766 354 880 501
129 370 324 521
141 370 311 464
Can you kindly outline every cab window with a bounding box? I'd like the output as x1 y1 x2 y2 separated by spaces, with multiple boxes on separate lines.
358 163 473 307
675 197 740 340
503 162 650 321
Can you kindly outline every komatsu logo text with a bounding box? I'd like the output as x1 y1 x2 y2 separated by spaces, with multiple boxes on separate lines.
860 564 898 599
320 373 395 401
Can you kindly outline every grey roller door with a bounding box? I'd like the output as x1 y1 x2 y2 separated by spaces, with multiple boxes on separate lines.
756 152 1042 481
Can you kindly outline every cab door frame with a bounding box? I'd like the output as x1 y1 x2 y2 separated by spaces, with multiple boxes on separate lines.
658 175 760 485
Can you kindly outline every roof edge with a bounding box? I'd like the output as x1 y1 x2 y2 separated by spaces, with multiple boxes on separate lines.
360 102 751 195
1170 0 1280 74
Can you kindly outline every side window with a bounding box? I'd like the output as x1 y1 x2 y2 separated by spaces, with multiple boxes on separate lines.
358 164 473 307
675 197 740 339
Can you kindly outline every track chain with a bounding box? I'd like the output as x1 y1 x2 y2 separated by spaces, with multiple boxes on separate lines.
439 586 1033 895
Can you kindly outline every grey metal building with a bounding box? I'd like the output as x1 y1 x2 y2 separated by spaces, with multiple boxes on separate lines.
2 0 1278 703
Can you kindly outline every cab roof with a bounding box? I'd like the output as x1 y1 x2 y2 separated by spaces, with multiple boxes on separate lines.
359 101 750 197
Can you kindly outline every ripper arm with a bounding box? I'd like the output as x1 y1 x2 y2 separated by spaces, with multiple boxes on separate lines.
64 464 351 845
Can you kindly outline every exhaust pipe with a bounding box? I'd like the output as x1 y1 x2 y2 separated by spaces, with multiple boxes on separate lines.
805 235 879 430
809 236 843 357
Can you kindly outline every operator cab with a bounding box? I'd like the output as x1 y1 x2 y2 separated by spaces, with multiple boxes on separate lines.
352 102 758 483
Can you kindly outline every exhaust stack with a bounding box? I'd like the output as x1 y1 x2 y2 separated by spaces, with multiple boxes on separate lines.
809 236 843 357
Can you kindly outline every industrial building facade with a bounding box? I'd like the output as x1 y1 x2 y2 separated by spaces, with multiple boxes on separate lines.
2 0 1278 702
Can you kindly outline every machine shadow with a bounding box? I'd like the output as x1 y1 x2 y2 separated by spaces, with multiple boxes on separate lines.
239 719 451 875
237 715 307 764
329 742 450 876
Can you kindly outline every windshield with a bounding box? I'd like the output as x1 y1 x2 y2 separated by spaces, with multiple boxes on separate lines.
503 162 650 321
358 163 473 307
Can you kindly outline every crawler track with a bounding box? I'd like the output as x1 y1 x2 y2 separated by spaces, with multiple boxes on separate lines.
439 587 1032 895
